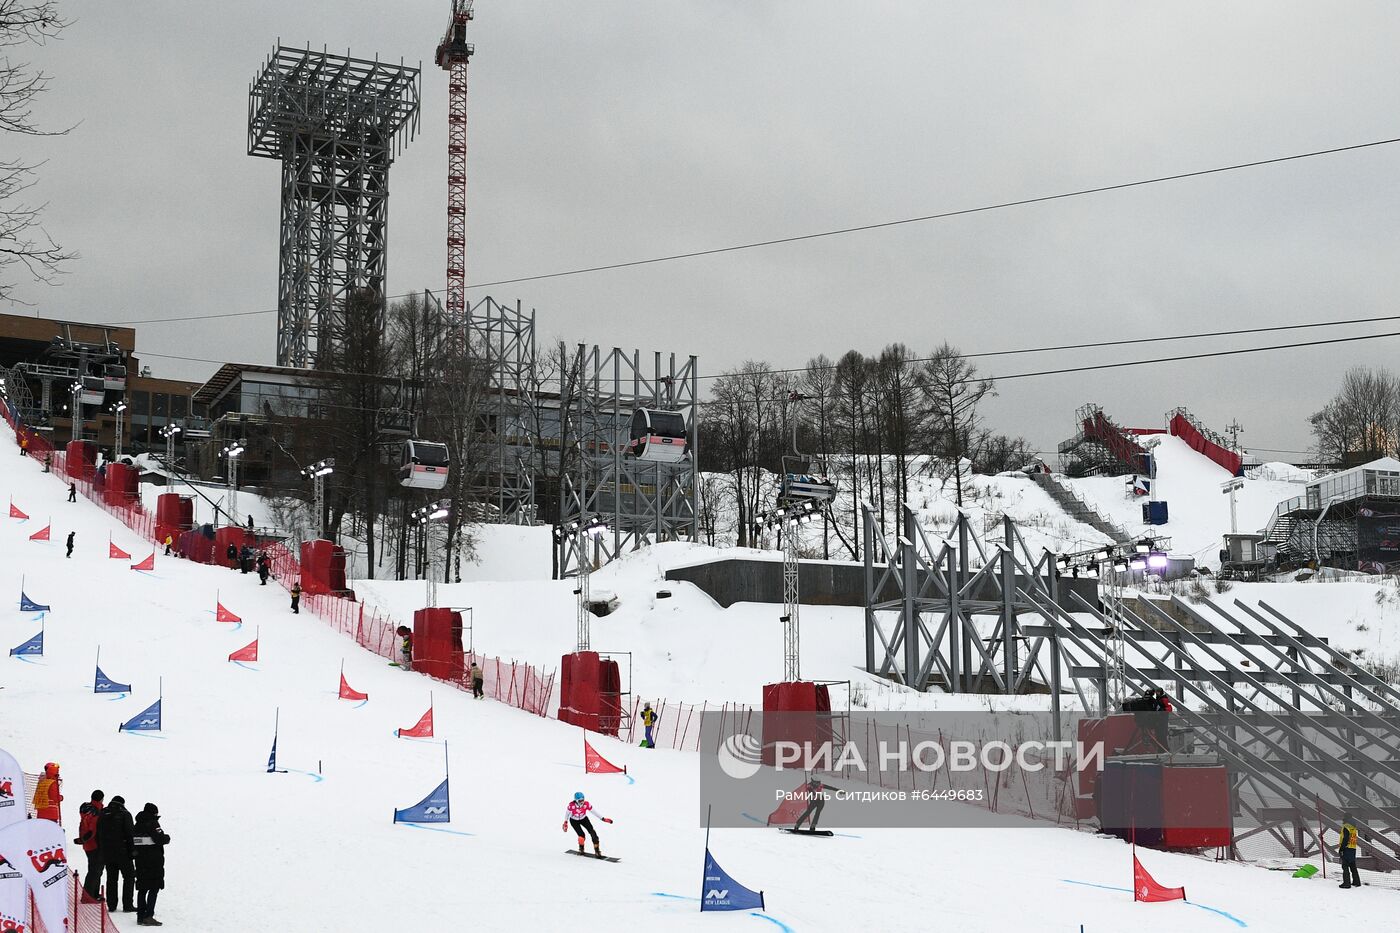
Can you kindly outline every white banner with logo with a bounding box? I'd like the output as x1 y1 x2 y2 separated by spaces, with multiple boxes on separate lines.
0 819 70 932
0 749 26 831
0 851 26 933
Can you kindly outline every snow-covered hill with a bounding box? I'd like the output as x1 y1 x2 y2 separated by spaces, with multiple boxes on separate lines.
3 425 1396 931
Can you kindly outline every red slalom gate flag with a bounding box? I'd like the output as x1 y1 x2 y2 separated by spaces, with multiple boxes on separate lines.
8 501 27 520
109 540 132 560
28 524 50 541
228 638 259 662
397 705 434 738
130 552 155 572
584 736 626 775
1133 853 1186 903
216 602 242 623
339 672 368 702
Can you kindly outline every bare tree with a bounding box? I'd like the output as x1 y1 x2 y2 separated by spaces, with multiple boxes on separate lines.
0 1 72 300
920 342 995 507
1310 366 1400 466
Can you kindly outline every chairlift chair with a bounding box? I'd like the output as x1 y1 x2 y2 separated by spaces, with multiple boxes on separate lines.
400 439 450 490
78 375 106 406
779 454 837 505
102 364 127 392
626 408 688 464
379 408 414 438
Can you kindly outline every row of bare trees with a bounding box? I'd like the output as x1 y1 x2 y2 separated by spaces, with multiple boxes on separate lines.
698 343 1032 556
1309 366 1400 467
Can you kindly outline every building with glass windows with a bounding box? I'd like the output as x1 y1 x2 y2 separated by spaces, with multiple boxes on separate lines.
1262 457 1400 572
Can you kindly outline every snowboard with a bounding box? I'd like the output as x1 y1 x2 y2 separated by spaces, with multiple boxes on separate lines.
565 849 621 863
781 828 834 836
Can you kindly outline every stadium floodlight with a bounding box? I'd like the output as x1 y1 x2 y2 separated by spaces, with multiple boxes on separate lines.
1147 552 1169 570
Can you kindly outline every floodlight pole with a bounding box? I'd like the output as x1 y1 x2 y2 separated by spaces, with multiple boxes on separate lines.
113 402 127 458
782 513 801 682
576 524 591 651
314 473 326 539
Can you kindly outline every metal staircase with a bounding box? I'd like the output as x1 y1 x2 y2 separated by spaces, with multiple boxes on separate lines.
1029 472 1133 544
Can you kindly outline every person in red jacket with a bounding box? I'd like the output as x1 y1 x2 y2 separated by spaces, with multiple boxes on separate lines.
32 762 62 822
74 789 105 899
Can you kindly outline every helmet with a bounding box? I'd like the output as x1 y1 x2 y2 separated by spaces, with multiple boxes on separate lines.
43 762 58 776
574 792 585 801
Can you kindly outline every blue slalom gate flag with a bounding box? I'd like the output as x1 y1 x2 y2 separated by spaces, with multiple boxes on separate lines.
9 630 43 657
393 777 450 823
700 848 765 912
267 734 278 773
120 698 162 732
19 591 49 613
94 665 131 694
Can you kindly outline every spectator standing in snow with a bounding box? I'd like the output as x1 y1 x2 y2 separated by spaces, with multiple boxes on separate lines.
163 535 173 556
32 761 62 821
19 436 27 456
43 452 51 472
256 551 271 585
75 789 105 899
1339 813 1362 889
290 581 302 614
239 544 252 574
225 543 238 570
98 795 135 914
132 802 169 926
639 702 658 748
67 482 76 502
471 661 484 699
246 514 254 531
395 625 413 670
562 792 612 856
66 531 75 558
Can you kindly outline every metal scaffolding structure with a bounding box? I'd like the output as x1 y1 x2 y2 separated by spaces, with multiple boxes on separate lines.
557 346 698 577
863 507 1067 695
458 294 539 521
1023 591 1400 868
248 45 421 368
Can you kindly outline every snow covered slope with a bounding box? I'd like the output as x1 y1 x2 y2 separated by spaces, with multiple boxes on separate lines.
0 429 1387 931
1066 434 1306 563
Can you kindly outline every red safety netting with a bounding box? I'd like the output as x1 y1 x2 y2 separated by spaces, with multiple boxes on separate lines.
1 406 647 734
26 871 123 933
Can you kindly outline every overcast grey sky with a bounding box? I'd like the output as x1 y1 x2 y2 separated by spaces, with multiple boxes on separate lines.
9 1 1400 460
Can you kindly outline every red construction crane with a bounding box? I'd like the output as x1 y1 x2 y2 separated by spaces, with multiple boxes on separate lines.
435 0 475 329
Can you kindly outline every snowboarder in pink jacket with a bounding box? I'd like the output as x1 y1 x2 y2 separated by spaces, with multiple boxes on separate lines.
562 792 612 856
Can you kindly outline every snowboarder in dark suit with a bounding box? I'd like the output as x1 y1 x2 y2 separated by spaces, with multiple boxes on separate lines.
132 802 169 925
97 795 136 913
67 482 76 502
66 531 75 558
793 776 829 832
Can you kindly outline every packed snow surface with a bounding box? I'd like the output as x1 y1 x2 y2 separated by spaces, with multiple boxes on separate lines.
1 427 1387 931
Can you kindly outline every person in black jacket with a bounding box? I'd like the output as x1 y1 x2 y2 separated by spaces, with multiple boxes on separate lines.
226 543 238 570
97 795 136 913
132 802 169 926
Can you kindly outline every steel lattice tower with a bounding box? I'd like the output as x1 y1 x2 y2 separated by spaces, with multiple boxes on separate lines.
435 2 475 334
248 46 421 368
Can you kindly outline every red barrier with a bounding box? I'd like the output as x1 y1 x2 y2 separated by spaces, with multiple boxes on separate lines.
1168 413 1243 476
102 461 139 507
64 440 97 480
156 492 193 546
1160 765 1232 848
413 607 465 681
760 681 833 766
300 538 349 595
213 525 254 568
